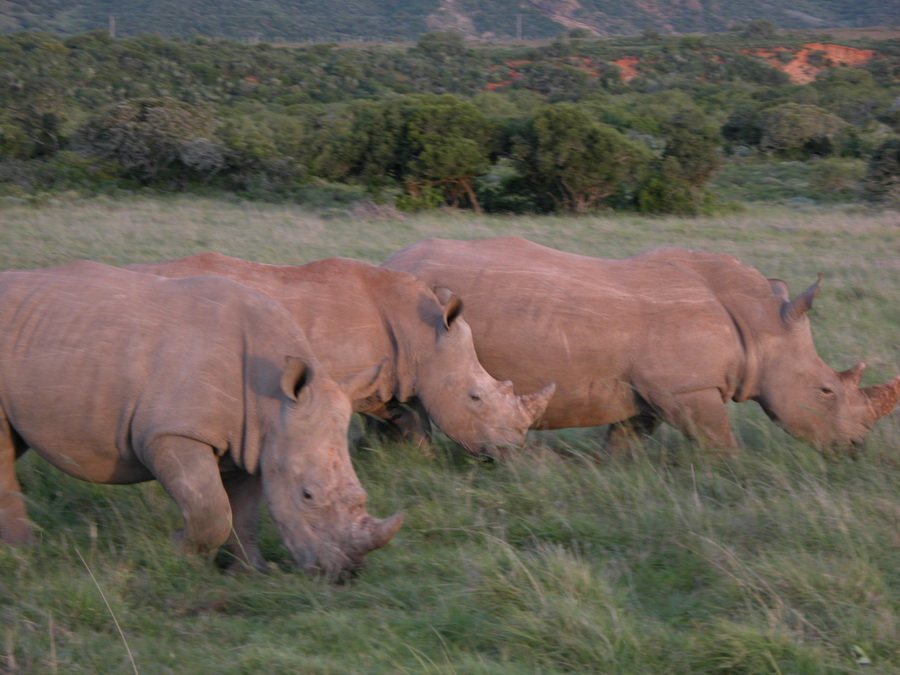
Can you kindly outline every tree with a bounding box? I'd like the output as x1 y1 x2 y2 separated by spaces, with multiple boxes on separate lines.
660 112 722 187
756 103 849 158
314 95 493 212
635 156 702 214
411 31 468 62
633 110 721 214
312 98 414 189
78 97 224 185
743 20 777 39
404 95 493 212
810 69 891 127
513 103 651 212
866 138 900 203
0 111 35 159
516 62 602 102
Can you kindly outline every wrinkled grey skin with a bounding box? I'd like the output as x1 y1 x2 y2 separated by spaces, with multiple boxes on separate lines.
0 262 402 579
129 254 554 458
384 237 900 456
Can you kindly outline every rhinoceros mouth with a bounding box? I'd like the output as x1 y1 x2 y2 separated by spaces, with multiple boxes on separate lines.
478 441 526 460
304 552 366 582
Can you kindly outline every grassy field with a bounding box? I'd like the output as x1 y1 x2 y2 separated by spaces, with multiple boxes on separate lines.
0 194 899 673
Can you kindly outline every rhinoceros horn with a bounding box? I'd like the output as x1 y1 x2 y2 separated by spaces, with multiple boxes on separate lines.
839 361 867 389
862 375 900 420
355 511 405 554
520 381 556 422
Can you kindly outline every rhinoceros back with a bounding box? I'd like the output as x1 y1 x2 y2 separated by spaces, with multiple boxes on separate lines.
383 238 771 429
0 261 306 482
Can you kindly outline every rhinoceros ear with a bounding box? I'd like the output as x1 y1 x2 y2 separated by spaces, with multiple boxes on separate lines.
767 278 790 302
781 273 822 324
433 286 463 330
281 356 313 402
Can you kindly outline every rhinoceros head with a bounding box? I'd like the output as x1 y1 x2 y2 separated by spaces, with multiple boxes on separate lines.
755 276 900 454
414 289 555 458
261 358 403 579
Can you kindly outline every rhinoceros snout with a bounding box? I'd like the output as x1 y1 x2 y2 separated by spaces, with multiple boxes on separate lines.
304 555 365 583
478 440 524 460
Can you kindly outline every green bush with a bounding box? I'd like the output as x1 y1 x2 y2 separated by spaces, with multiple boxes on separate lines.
756 103 850 159
395 184 444 212
866 138 900 204
808 158 866 197
635 157 713 215
78 97 223 186
513 103 652 212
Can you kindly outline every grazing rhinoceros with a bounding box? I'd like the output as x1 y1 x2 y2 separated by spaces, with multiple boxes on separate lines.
128 254 554 457
0 261 403 579
383 237 900 455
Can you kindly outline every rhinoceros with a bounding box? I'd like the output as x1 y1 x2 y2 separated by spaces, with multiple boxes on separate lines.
0 261 403 578
383 237 900 455
128 253 554 457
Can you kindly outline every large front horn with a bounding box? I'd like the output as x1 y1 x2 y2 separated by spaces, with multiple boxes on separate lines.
356 511 404 553
519 381 556 424
862 375 900 420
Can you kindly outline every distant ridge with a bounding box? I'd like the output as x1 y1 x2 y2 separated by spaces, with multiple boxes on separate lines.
1 0 896 42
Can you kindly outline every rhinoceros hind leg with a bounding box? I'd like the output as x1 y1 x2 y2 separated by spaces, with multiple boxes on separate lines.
221 471 268 573
0 419 32 544
647 388 738 457
604 413 661 456
144 436 233 558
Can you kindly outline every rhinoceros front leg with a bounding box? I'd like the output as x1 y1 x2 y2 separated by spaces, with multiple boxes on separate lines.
0 419 31 544
604 413 661 456
361 398 432 450
143 436 233 558
221 471 268 573
646 387 739 457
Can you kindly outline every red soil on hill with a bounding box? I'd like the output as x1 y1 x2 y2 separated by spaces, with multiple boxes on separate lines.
483 42 876 92
612 56 641 82
743 43 875 84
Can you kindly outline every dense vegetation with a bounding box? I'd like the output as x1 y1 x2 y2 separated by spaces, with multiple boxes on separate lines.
1 27 899 215
1 0 897 41
0 198 898 673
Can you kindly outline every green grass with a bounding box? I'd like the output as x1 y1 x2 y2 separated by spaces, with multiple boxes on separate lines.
1 194 898 673
710 158 869 206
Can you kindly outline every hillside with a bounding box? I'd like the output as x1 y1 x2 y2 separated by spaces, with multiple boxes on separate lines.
0 0 897 41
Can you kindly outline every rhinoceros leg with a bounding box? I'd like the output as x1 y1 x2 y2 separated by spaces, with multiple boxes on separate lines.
361 398 432 450
0 418 32 544
221 471 268 573
143 436 233 557
646 387 738 456
604 413 661 456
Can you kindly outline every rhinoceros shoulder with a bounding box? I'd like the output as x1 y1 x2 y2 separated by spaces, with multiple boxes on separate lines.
301 257 430 301
634 248 775 296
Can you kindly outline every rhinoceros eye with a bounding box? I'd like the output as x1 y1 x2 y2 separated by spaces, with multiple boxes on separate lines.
819 386 835 397
469 393 481 402
302 488 314 501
